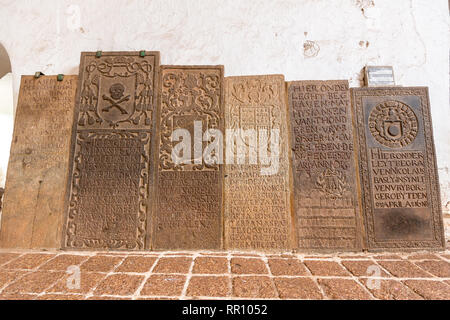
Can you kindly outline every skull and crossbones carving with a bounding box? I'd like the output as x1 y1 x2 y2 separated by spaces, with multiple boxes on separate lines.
102 83 131 114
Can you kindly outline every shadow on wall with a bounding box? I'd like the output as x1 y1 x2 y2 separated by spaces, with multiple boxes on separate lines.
0 43 13 190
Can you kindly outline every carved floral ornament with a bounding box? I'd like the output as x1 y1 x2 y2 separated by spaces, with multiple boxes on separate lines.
159 70 221 171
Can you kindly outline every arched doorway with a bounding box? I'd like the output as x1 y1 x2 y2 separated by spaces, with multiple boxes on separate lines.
0 43 13 192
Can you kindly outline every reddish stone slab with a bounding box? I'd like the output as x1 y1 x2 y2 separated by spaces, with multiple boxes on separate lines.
186 276 230 297
364 279 422 300
231 258 268 275
64 52 160 250
0 76 77 249
192 257 228 274
140 274 186 296
288 81 363 251
317 279 372 300
152 66 224 250
232 276 278 298
274 277 323 299
352 87 445 250
403 280 450 300
224 75 294 251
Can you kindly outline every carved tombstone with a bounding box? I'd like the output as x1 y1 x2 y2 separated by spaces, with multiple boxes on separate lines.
288 81 363 251
224 75 294 251
64 52 160 250
153 66 224 250
352 87 445 250
0 75 77 249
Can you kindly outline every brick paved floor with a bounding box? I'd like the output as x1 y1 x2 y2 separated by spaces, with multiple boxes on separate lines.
0 250 449 300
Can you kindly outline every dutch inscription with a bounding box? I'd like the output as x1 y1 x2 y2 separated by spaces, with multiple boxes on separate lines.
0 75 77 249
153 66 224 250
224 75 294 250
288 80 363 251
64 52 159 250
352 87 445 250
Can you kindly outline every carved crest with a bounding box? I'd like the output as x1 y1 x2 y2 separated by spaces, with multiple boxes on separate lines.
369 100 418 148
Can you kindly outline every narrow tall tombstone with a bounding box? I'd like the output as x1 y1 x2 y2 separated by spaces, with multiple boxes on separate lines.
224 75 294 251
63 52 160 250
153 66 225 250
0 75 77 249
352 87 445 250
288 80 364 251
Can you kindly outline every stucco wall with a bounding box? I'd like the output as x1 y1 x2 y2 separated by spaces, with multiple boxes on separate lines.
0 0 449 221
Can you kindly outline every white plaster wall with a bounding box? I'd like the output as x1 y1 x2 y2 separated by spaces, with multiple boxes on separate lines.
0 0 449 216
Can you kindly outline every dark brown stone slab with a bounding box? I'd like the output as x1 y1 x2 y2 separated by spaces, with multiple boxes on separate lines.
288 80 363 251
152 66 224 250
0 75 77 249
63 52 160 250
352 87 445 250
224 75 294 251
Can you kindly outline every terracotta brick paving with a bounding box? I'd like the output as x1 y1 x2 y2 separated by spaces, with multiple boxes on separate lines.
0 250 448 300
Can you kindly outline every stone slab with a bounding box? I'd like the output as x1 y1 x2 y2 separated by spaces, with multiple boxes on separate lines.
152 66 224 250
63 52 160 250
0 75 77 249
224 75 294 251
288 80 363 251
352 87 445 250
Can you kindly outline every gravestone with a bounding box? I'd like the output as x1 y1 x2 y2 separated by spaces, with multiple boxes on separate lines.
64 52 160 250
352 87 445 250
153 66 224 250
224 75 294 251
288 80 364 251
0 75 77 249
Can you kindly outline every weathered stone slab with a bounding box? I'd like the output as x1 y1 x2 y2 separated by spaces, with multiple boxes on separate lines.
153 66 224 250
224 75 294 251
64 52 160 250
352 87 445 250
288 80 363 251
0 75 77 249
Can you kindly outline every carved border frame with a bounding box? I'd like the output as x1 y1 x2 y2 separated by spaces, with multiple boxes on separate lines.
351 86 445 251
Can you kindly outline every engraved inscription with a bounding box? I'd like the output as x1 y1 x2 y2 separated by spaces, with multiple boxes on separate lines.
225 75 293 250
352 87 445 249
153 66 224 250
64 52 159 250
289 80 362 250
370 149 428 209
0 76 77 249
